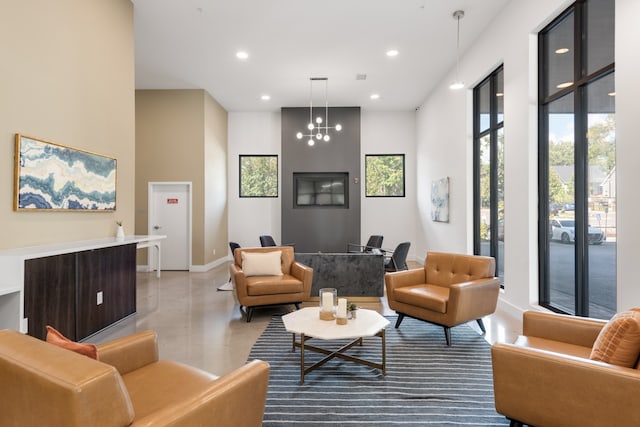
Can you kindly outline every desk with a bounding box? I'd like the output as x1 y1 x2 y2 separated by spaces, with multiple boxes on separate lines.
0 235 165 338
295 252 385 299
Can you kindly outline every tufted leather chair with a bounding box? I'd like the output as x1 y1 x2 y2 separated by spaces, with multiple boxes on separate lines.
492 311 640 427
384 251 500 346
0 329 269 427
230 246 313 322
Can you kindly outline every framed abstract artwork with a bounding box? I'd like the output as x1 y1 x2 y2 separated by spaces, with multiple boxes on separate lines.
431 177 449 222
14 134 117 211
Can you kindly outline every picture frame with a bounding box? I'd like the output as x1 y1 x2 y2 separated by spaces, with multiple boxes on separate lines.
365 154 406 197
239 155 278 198
14 134 117 211
431 177 449 222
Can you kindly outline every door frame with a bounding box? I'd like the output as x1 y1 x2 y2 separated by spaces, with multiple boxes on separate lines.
148 182 193 271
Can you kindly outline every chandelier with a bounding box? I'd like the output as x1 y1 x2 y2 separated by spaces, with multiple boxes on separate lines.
295 77 342 146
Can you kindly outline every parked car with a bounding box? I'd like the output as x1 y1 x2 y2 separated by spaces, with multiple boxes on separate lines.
549 218 605 244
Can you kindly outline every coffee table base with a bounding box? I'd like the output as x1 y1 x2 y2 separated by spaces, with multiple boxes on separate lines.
291 329 386 384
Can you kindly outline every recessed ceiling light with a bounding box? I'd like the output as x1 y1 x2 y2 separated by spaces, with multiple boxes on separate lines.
236 51 249 60
386 49 399 57
556 81 573 89
370 93 380 100
555 48 570 54
261 94 270 101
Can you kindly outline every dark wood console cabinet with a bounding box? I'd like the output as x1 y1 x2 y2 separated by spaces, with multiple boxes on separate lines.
24 244 137 341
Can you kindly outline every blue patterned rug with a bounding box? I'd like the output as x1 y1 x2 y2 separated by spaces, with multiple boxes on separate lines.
248 315 509 426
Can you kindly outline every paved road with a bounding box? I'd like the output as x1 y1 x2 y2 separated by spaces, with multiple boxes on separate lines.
548 240 616 318
483 240 616 319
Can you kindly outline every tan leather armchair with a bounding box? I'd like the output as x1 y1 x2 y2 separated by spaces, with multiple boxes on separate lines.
492 311 640 427
0 329 270 427
230 246 313 322
385 251 500 346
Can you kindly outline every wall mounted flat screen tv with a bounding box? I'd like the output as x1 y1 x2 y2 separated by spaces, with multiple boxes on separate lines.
293 172 349 208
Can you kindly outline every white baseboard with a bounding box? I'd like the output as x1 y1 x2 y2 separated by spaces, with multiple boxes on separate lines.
496 295 525 319
189 256 230 272
137 256 231 274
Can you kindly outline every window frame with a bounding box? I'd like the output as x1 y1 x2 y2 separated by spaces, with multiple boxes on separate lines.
472 65 505 285
364 154 406 197
238 154 279 198
538 0 616 317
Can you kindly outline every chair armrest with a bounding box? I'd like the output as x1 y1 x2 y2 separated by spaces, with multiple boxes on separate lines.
347 243 363 252
291 261 313 294
523 310 606 347
447 278 501 324
230 264 249 301
384 268 426 298
131 360 270 427
97 330 159 375
491 343 640 427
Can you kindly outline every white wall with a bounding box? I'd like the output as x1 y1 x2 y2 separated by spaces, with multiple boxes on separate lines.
615 0 640 311
416 0 640 317
229 110 418 258
228 112 282 251
361 111 418 260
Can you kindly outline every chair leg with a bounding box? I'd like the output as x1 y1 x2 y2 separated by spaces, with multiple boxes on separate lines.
476 318 486 333
294 303 301 310
394 313 405 328
444 327 451 346
246 307 254 323
508 419 524 427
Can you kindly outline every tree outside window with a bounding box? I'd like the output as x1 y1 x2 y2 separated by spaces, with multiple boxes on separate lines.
365 154 405 197
239 155 278 197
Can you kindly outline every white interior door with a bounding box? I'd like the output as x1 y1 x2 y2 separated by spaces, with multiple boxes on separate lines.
149 182 191 271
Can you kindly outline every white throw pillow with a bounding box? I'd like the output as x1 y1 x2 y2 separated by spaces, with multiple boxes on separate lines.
241 251 283 277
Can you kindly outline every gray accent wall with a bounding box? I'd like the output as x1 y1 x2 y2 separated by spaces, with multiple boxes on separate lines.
281 107 361 253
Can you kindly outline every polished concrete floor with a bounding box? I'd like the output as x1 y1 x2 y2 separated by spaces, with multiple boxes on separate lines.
91 261 522 376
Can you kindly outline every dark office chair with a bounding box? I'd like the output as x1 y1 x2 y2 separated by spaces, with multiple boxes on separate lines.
259 235 295 248
347 235 384 253
259 235 277 247
229 241 241 254
224 242 242 287
384 242 411 272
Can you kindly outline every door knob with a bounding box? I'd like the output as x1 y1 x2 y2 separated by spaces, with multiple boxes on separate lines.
153 225 161 230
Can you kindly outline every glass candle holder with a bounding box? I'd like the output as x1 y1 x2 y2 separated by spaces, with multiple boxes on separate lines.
319 288 337 320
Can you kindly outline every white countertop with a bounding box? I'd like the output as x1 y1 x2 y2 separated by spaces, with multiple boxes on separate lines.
0 235 166 259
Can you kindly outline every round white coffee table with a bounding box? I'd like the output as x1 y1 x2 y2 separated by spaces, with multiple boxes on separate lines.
282 306 390 383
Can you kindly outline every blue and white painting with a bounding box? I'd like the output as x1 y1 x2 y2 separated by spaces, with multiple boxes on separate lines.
431 177 449 222
15 135 116 211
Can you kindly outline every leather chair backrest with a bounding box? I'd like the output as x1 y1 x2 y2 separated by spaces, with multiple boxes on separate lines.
424 252 496 286
0 329 134 427
234 246 295 275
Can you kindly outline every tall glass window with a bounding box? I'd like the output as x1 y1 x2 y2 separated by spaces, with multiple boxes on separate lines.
473 66 504 283
539 0 615 319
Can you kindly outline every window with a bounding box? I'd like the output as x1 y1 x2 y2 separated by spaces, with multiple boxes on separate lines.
473 66 504 284
538 0 615 319
365 154 405 197
239 155 278 197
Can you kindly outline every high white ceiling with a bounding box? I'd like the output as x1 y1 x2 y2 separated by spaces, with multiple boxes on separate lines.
132 0 510 112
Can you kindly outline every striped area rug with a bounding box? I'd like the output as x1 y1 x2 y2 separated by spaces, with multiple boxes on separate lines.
248 315 509 426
